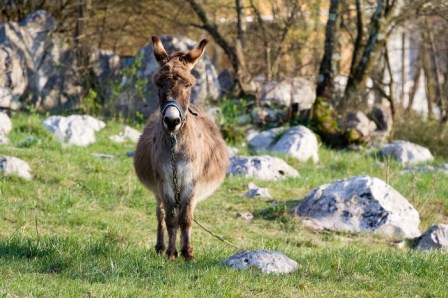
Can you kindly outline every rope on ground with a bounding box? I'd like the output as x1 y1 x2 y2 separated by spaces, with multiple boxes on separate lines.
193 218 241 250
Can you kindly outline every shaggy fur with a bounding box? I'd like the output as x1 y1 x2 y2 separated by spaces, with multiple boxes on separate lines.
134 36 228 261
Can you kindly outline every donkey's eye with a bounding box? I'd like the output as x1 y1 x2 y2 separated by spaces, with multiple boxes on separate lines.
185 83 192 88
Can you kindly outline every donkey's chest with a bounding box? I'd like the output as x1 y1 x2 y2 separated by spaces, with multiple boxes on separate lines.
159 156 195 197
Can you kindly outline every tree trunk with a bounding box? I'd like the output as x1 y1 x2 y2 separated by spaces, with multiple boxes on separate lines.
344 0 398 103
407 48 422 114
186 0 253 96
316 0 342 101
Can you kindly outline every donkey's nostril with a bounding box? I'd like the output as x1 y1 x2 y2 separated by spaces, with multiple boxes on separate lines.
163 116 181 130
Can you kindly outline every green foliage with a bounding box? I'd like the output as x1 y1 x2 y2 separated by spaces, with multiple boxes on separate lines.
0 114 447 297
80 88 101 115
218 98 248 145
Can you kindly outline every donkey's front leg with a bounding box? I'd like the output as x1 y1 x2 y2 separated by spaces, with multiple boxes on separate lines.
164 201 179 260
179 199 196 261
155 199 166 254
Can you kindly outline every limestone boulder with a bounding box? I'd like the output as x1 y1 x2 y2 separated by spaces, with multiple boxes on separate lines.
0 112 12 135
43 115 105 146
414 224 448 252
109 125 141 143
222 250 298 274
245 182 272 198
0 10 81 110
228 155 299 180
260 77 315 110
292 175 420 239
0 46 27 110
0 156 32 180
271 126 319 163
381 140 433 165
344 111 377 143
247 127 284 152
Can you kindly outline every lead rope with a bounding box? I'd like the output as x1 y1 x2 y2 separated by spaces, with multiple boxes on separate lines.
168 133 241 250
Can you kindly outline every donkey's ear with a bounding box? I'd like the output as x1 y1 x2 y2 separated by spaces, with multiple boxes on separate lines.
182 39 208 70
152 36 169 66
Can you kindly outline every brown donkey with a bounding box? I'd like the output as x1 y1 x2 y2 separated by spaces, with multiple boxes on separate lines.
134 36 229 261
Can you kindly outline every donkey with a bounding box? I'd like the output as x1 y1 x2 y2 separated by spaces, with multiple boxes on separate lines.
134 36 229 261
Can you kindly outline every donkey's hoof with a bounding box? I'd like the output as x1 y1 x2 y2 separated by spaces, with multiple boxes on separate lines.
167 248 178 260
181 247 195 261
155 244 166 255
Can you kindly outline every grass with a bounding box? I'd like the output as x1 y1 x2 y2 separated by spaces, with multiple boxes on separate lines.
0 113 447 297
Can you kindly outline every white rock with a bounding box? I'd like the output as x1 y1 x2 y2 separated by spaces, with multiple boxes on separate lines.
247 127 283 152
92 153 116 159
43 115 105 146
237 212 254 221
271 126 319 163
222 250 298 274
109 125 141 143
381 140 433 165
245 182 271 198
292 175 420 239
414 224 448 252
0 112 12 135
228 155 299 180
260 77 315 110
0 156 32 180
0 135 10 145
345 111 376 138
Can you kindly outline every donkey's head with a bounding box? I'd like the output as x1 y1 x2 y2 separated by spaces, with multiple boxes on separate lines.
152 36 208 133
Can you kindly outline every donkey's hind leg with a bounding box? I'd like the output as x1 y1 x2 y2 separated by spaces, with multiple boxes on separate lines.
155 199 166 254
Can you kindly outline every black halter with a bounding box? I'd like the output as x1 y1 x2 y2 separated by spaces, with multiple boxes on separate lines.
160 98 199 125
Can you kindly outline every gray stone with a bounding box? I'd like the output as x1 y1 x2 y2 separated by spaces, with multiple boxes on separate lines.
0 10 82 110
237 212 254 221
345 111 377 139
228 155 299 180
0 112 12 135
414 224 448 252
292 175 420 239
43 115 105 146
381 140 433 165
0 46 27 110
247 127 284 152
0 135 10 145
260 77 315 110
126 150 135 157
109 125 141 143
92 153 116 159
245 182 271 198
222 250 298 274
250 107 284 125
271 126 319 163
0 156 32 180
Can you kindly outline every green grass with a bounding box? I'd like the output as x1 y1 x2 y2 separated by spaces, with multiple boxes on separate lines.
0 113 447 297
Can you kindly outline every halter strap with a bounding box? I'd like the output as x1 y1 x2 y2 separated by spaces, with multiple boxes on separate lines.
160 99 187 122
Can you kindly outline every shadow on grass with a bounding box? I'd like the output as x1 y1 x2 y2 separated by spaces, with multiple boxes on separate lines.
253 200 300 222
0 235 226 281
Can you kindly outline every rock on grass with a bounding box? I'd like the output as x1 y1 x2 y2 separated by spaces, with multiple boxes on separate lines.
0 156 32 180
228 155 299 180
222 250 298 274
292 175 420 239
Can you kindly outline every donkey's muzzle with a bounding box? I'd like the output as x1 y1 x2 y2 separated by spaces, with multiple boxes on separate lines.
163 115 181 131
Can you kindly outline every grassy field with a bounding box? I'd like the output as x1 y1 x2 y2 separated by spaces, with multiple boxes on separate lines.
0 113 447 297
